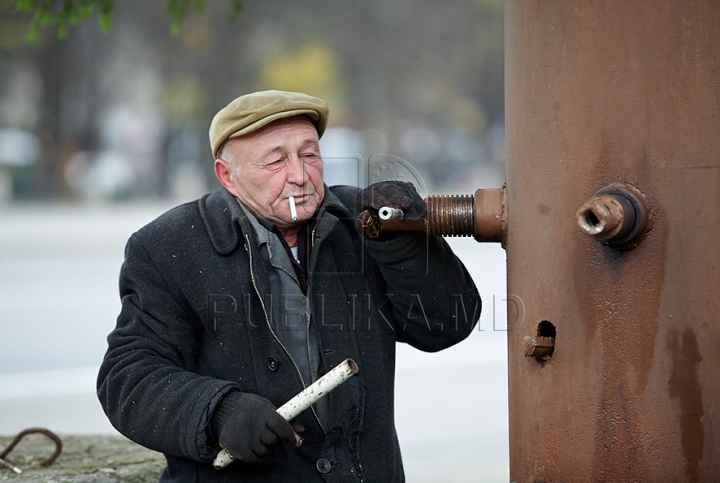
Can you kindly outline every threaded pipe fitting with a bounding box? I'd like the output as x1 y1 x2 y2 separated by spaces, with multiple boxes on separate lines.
375 187 506 244
576 183 652 250
425 194 475 237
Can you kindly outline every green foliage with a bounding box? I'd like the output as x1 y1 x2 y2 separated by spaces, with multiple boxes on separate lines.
12 0 115 43
10 0 244 43
166 0 203 36
228 0 242 23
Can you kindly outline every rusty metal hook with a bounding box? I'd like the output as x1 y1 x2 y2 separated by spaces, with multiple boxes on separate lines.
0 427 62 474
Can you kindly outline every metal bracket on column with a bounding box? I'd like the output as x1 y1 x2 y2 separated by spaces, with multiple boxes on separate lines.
576 183 653 250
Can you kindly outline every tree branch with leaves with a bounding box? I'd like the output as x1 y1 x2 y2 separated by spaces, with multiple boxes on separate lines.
10 0 244 42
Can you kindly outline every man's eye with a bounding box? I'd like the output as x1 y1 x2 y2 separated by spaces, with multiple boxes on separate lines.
266 159 285 171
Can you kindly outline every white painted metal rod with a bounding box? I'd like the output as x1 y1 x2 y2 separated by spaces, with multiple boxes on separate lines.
213 358 359 470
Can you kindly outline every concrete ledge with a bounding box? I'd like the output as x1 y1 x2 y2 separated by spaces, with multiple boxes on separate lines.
0 434 164 482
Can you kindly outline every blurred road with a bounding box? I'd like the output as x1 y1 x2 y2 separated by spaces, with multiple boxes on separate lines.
0 199 509 482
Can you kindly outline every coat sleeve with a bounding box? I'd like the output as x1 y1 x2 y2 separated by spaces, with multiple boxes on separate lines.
365 231 481 352
97 234 238 461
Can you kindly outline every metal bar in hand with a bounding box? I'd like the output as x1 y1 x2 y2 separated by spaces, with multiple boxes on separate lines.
213 358 359 470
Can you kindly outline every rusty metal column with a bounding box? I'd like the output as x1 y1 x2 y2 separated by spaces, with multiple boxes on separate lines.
505 1 720 482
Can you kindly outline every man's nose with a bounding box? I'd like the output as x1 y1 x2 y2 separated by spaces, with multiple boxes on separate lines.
286 155 306 184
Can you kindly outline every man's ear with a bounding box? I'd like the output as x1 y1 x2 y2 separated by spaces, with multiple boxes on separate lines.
214 159 240 197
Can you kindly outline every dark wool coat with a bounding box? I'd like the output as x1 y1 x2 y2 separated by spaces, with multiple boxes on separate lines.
97 186 480 482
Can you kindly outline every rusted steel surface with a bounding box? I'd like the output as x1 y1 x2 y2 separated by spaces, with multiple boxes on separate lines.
377 187 507 242
505 1 720 481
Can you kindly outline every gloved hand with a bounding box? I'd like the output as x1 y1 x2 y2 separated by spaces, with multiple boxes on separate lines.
212 392 298 465
355 181 426 239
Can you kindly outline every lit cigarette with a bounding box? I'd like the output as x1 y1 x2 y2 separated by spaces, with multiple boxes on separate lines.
214 358 359 470
289 196 298 222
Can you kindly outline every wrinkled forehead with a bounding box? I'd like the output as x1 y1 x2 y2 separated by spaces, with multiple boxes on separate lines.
225 115 320 159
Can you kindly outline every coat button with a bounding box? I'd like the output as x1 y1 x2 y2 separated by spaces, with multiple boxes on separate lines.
316 458 331 474
267 356 279 371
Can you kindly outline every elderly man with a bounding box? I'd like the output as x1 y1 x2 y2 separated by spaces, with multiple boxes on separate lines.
98 90 480 482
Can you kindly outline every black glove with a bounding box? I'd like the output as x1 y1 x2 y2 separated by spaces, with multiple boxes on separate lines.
355 181 427 239
212 391 297 465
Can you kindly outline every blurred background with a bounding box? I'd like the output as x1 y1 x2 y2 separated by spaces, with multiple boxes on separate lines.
0 1 508 481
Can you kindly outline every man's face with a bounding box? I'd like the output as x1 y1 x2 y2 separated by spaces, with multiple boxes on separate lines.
218 116 325 227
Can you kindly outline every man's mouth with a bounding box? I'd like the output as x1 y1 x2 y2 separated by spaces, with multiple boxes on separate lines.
288 192 310 203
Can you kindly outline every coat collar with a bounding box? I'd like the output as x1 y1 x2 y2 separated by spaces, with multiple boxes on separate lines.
198 186 353 255
198 188 246 255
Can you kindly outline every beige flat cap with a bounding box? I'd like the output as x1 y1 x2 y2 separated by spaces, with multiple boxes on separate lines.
209 90 329 159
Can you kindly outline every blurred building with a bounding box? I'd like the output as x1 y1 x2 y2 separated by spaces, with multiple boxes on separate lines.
0 0 504 202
